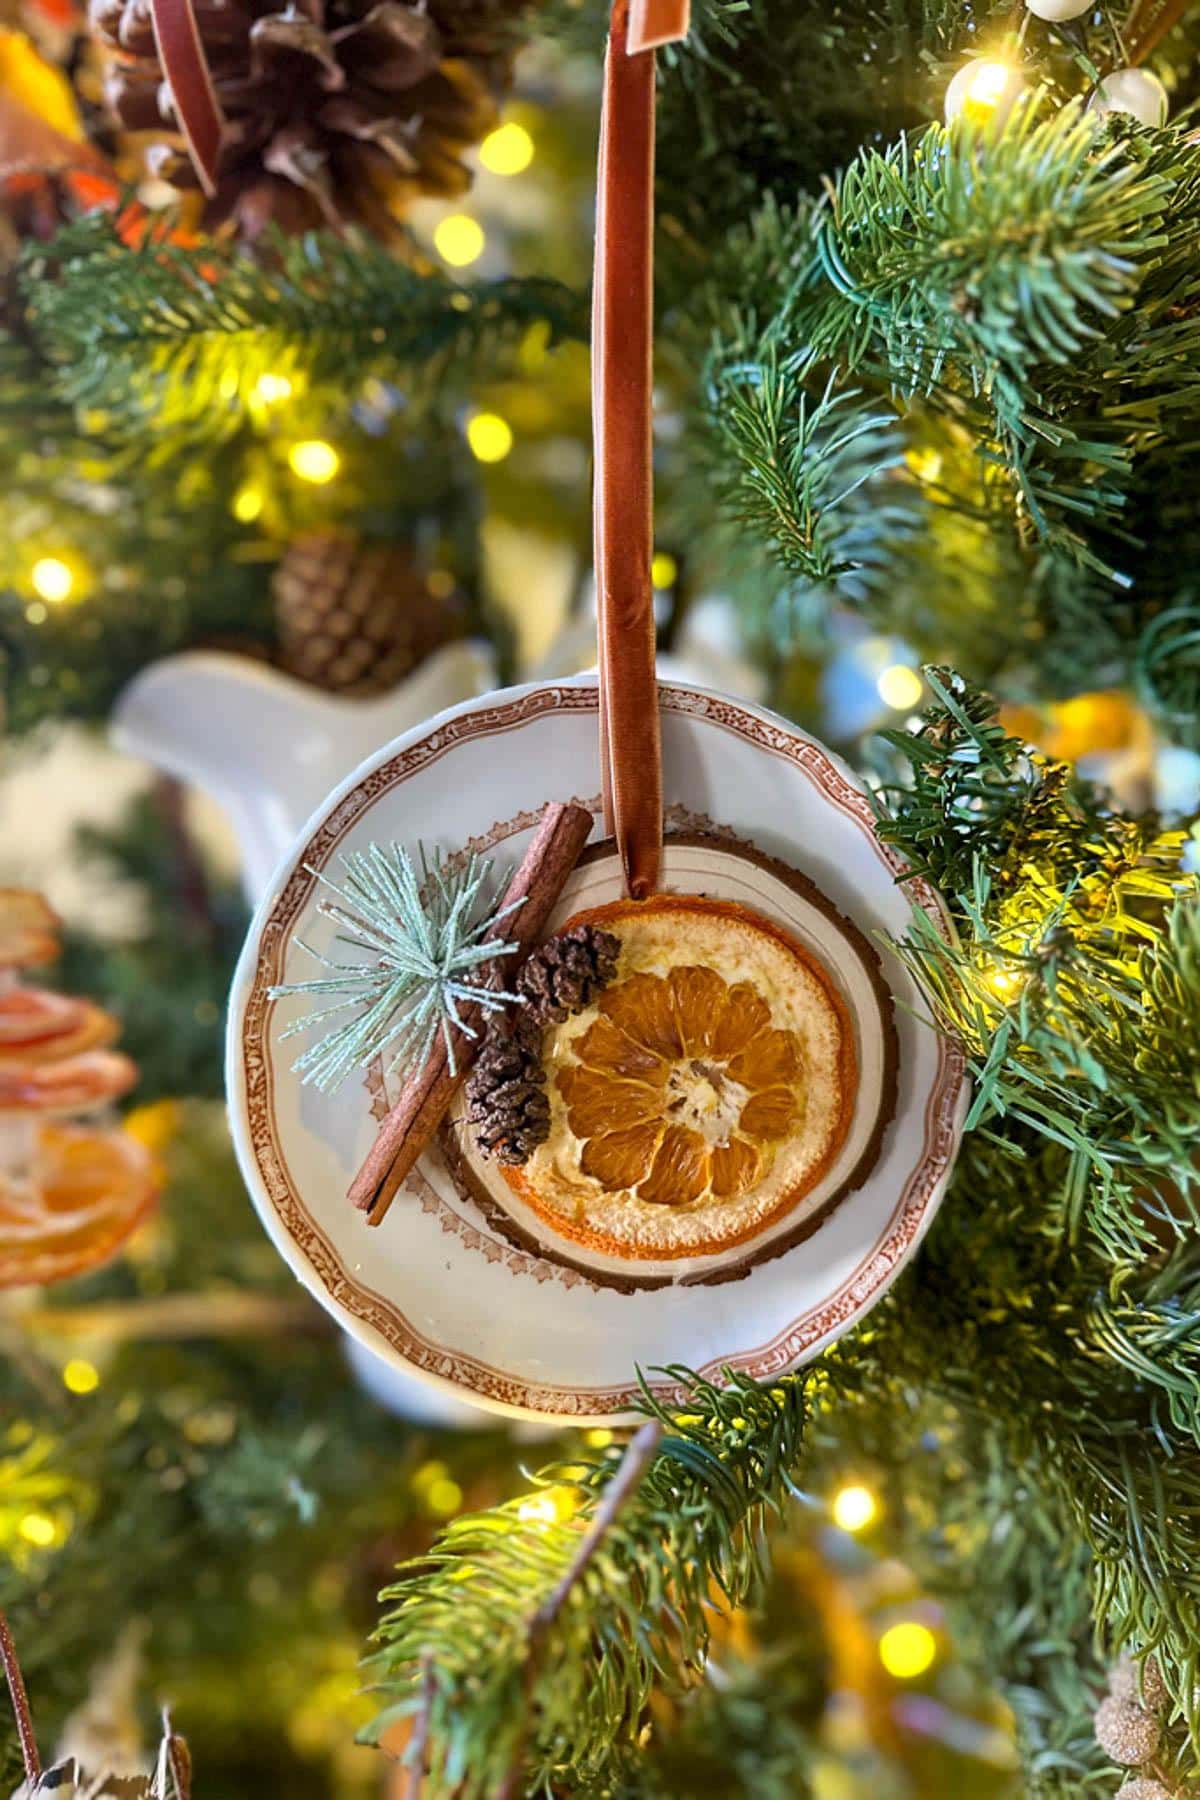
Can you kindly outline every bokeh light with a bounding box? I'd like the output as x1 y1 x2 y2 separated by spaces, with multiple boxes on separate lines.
879 1620 938 1679
253 373 293 403
877 664 924 711
31 556 75 604
435 215 486 267
832 1483 878 1532
62 1358 100 1395
288 440 340 484
467 412 514 463
480 122 534 175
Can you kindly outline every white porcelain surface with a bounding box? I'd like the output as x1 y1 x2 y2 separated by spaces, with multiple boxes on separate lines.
226 675 968 1423
111 642 497 905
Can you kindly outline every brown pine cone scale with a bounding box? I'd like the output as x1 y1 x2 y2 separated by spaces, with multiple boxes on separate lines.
90 0 526 242
467 925 622 1166
516 924 621 1027
466 1019 549 1166
273 530 468 696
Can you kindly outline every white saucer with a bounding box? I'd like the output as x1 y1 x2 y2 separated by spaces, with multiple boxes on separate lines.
227 675 967 1422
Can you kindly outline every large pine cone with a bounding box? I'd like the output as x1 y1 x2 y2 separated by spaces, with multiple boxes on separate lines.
273 529 468 695
466 1017 549 1166
89 0 526 242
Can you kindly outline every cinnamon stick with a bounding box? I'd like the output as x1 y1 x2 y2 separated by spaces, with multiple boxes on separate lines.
348 801 593 1225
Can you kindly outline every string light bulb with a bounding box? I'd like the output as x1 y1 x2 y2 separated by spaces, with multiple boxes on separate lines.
945 58 1025 130
232 481 265 522
877 664 924 711
832 1483 878 1532
651 552 678 589
517 1486 577 1527
288 439 340 484
30 556 76 604
253 372 293 403
434 214 486 267
466 411 513 463
479 122 534 175
18 1510 59 1548
62 1358 100 1394
982 958 1026 1000
879 1620 938 1679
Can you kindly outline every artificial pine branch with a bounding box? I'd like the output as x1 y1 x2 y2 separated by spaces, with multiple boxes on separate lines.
683 94 1200 704
19 217 586 452
270 845 526 1090
365 1369 812 1796
361 668 1200 1798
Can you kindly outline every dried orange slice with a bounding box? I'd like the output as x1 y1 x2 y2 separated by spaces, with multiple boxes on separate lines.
0 1049 137 1114
0 890 60 969
502 895 857 1262
0 990 117 1065
0 1121 160 1288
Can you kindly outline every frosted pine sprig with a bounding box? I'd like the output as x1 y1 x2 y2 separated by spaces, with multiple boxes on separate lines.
269 844 525 1092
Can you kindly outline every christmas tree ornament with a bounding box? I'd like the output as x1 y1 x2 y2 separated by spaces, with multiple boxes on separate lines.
944 58 1026 129
88 0 525 242
1115 1783 1172 1800
0 890 160 1288
227 0 968 1421
1024 0 1092 18
1090 67 1169 126
272 531 469 698
1094 1692 1162 1766
1108 1651 1169 1710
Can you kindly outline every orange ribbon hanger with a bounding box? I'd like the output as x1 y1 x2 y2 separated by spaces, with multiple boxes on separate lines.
148 0 226 196
593 0 690 900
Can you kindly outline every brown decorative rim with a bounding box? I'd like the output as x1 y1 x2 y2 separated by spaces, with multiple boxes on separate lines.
237 682 967 1417
441 828 900 1290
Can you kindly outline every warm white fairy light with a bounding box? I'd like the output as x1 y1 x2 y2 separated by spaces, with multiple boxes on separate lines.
832 1483 878 1532
945 58 1026 129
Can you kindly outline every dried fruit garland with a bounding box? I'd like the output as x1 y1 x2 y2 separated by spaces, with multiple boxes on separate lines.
0 889 160 1289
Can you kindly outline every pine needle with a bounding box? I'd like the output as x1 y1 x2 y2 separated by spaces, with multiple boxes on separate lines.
269 844 525 1091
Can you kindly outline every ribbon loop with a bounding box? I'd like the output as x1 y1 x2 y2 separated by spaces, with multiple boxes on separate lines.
592 0 687 899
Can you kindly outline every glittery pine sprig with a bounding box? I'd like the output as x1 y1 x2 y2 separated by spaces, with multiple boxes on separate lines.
269 844 525 1092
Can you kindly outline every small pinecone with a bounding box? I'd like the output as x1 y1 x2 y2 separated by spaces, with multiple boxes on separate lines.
1095 1694 1161 1767
466 1017 548 1166
273 531 467 696
89 0 524 242
516 924 621 1027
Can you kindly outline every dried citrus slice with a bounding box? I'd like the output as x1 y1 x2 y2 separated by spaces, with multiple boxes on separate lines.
0 1049 138 1114
0 890 60 969
0 1121 160 1288
0 991 117 1065
501 894 858 1262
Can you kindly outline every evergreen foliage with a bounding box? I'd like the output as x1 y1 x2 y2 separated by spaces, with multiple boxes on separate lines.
5 0 1200 1792
361 673 1200 1796
20 219 586 452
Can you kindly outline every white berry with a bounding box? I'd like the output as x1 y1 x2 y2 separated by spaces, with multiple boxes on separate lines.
1026 0 1093 19
1091 67 1169 127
